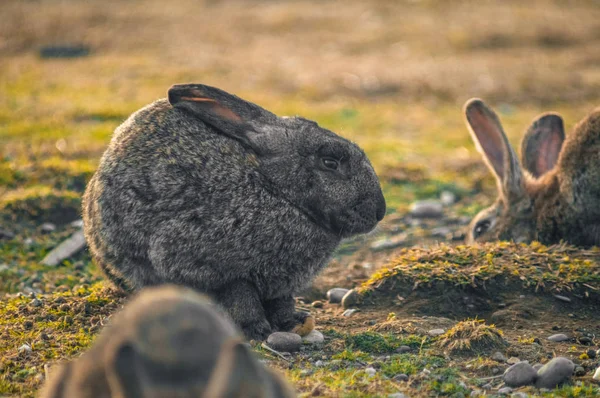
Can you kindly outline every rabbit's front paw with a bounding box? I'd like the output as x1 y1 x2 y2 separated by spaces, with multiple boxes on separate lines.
291 311 315 337
243 319 272 341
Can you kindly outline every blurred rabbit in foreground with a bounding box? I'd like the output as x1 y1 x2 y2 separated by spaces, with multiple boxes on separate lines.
39 285 296 398
464 99 600 247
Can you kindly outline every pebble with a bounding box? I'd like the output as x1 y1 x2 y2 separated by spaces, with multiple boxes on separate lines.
311 301 324 308
266 332 302 353
327 288 349 304
341 289 359 309
547 333 569 342
578 336 592 345
40 223 56 233
440 191 457 206
18 344 32 354
510 393 529 398
593 367 600 380
302 330 324 345
482 383 493 390
470 391 481 397
503 362 537 387
370 234 408 251
553 294 571 303
70 219 84 228
343 309 358 317
427 328 445 337
393 373 409 382
396 345 411 354
409 200 444 219
30 298 42 307
575 366 586 376
314 360 325 367
388 394 408 398
498 387 513 395
431 227 452 238
506 357 521 365
0 229 15 240
365 367 377 377
535 357 575 389
586 349 596 359
300 369 313 377
491 351 507 362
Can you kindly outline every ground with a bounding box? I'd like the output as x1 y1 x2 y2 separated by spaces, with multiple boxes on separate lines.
1 0 600 396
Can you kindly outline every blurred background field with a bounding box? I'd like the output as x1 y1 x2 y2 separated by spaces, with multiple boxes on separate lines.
2 0 600 396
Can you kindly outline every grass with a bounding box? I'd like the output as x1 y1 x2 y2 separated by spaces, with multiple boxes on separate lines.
437 319 507 355
2 0 600 396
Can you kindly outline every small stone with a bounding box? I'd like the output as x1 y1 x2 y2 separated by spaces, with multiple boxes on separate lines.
40 223 56 233
578 336 592 345
421 368 431 377
342 309 358 317
70 219 84 228
300 369 313 377
482 383 493 390
586 349 596 359
511 393 529 398
311 301 324 308
547 333 569 342
506 357 521 365
0 229 15 240
393 373 409 382
535 357 575 389
327 288 350 304
440 191 457 206
574 366 586 376
593 367 600 380
18 344 32 354
491 351 507 362
302 330 325 345
388 394 407 398
34 373 44 383
370 234 408 251
341 289 359 309
503 362 537 387
30 298 42 307
396 345 411 354
553 294 571 303
470 391 481 397
428 328 445 336
266 332 302 353
314 360 325 367
552 325 559 330
365 367 377 377
431 227 452 238
409 200 444 219
498 387 513 395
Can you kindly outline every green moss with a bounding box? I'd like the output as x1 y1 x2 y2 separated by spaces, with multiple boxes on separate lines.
0 186 81 224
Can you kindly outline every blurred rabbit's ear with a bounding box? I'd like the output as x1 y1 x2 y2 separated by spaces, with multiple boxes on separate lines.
204 339 270 398
521 113 565 178
464 98 525 200
168 83 277 152
105 342 144 398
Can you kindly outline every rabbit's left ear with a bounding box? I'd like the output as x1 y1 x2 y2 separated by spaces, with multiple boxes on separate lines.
168 83 277 153
204 339 271 397
464 98 525 200
521 113 565 178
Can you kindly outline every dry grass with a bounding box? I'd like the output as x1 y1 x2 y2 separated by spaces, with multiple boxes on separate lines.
437 319 507 355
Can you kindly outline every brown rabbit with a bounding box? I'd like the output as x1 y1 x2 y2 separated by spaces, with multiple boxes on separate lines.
464 98 600 247
38 285 295 398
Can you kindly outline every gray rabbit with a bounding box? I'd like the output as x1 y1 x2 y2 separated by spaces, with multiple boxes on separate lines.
39 285 296 398
82 83 386 339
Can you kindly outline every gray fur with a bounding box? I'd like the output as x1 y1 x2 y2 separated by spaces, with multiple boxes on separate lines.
82 83 385 339
38 286 296 398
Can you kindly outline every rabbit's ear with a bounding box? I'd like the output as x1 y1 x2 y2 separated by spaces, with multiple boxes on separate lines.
105 342 145 398
464 98 525 200
521 113 565 178
168 83 276 150
204 339 270 397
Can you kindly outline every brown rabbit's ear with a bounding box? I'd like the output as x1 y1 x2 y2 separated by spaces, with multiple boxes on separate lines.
168 83 277 150
204 339 271 398
464 98 525 200
521 113 565 178
105 342 145 398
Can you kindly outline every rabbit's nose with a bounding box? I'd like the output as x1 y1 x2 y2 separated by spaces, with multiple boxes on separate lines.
375 190 386 221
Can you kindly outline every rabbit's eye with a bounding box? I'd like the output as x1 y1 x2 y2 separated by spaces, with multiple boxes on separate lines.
474 220 491 238
322 157 339 170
